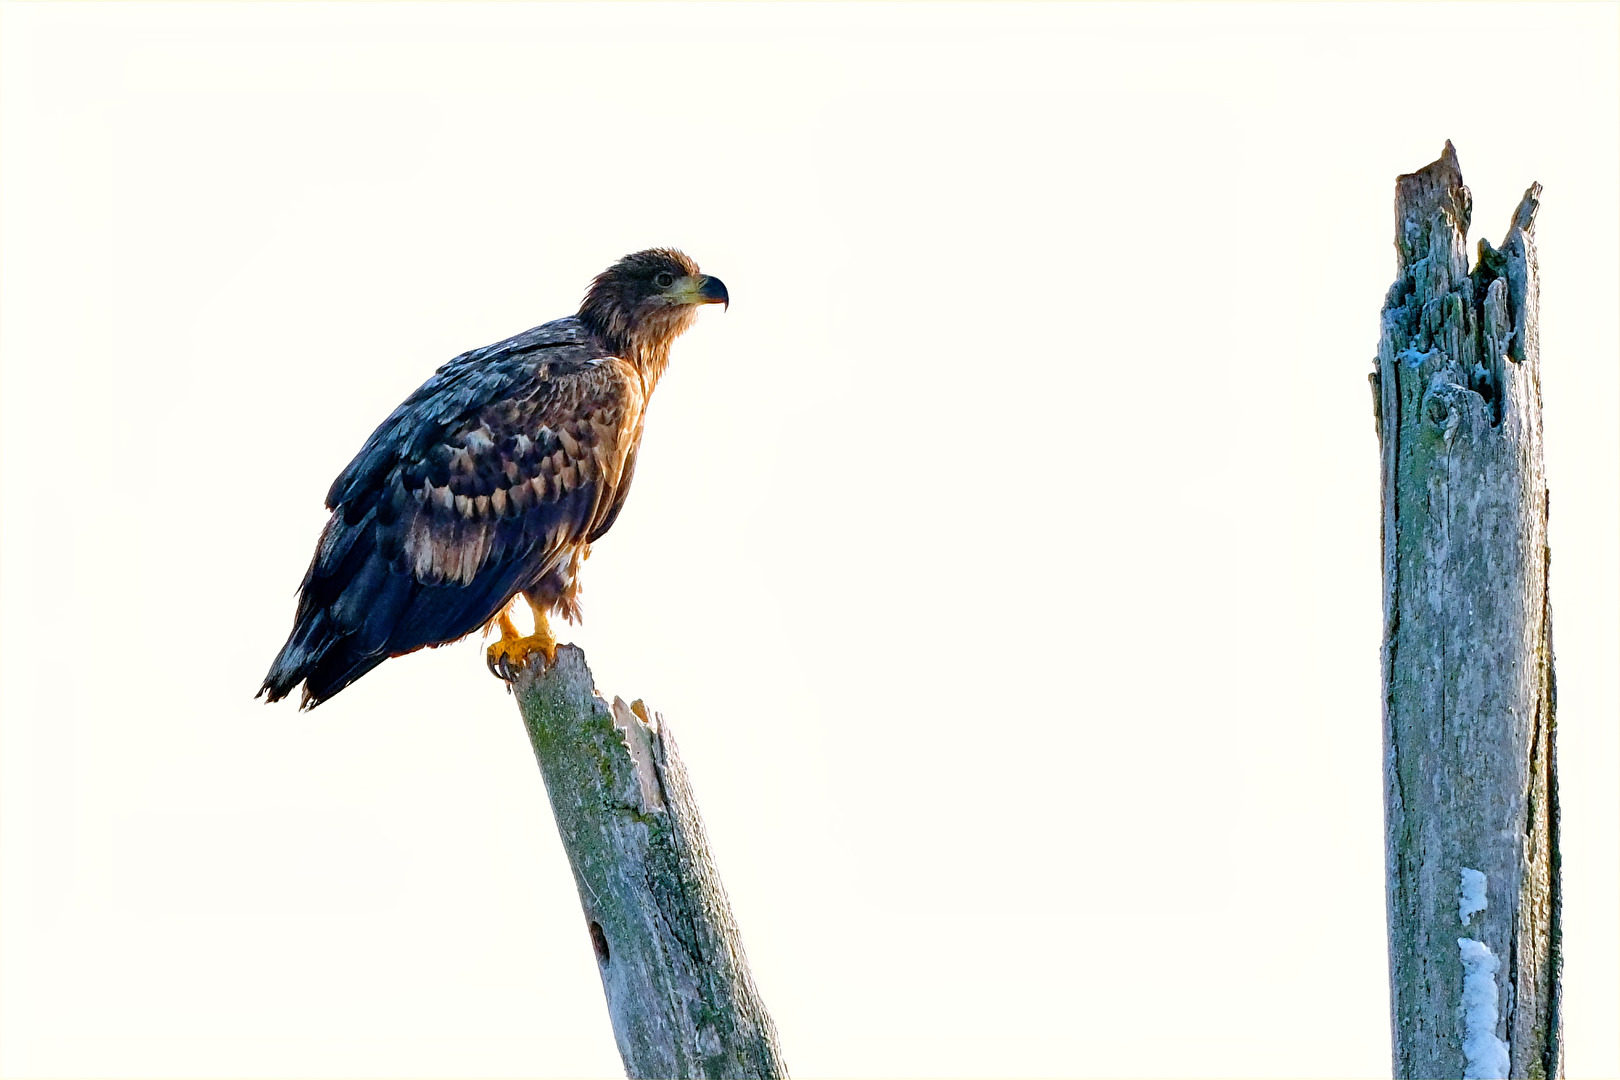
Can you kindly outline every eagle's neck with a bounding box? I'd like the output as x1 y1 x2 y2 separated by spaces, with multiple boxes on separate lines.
580 309 694 395
628 339 674 394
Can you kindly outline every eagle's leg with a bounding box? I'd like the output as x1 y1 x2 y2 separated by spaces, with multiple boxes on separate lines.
484 597 558 683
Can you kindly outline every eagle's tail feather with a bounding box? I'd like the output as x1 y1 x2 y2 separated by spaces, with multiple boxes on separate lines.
296 649 389 710
258 615 389 711
296 570 418 707
257 569 411 712
258 610 335 705
261 536 532 708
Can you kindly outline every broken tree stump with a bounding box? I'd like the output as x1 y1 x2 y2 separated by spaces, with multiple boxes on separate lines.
1371 142 1561 1080
510 645 787 1079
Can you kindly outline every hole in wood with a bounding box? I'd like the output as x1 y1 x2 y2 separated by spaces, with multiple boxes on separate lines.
589 921 610 965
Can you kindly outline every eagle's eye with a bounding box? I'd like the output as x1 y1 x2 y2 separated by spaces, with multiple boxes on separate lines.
652 271 676 289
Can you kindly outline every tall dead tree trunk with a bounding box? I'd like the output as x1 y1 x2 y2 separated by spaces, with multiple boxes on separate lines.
511 645 787 1079
1372 142 1561 1080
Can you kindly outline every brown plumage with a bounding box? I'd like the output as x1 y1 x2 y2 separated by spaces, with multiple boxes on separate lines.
260 249 728 708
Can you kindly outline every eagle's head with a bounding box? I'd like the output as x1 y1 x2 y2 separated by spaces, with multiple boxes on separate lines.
578 248 728 359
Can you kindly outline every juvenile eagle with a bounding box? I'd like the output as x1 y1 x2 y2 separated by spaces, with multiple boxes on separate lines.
260 249 728 709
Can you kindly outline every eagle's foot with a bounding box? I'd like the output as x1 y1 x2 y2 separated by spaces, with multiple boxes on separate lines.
486 633 558 682
485 601 558 684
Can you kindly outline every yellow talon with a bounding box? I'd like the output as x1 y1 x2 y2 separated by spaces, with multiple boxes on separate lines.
485 598 558 682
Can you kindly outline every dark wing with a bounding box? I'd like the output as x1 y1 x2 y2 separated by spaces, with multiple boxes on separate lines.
261 318 644 709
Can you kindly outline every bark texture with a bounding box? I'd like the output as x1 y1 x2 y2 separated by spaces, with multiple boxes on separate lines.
1372 143 1561 1079
512 645 787 1079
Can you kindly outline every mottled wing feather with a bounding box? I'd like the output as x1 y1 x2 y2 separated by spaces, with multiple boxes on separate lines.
262 318 645 707
326 318 592 510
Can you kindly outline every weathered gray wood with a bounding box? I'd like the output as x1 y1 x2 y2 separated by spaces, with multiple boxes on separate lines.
1372 142 1561 1080
511 645 787 1079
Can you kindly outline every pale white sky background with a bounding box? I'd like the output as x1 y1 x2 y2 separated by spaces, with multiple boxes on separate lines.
1 3 1615 1077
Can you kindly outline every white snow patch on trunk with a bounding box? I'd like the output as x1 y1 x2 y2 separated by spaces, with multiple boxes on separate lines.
1459 867 1488 926
1457 937 1511 1080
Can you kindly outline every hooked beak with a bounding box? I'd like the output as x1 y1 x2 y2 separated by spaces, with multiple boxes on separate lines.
695 274 729 311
